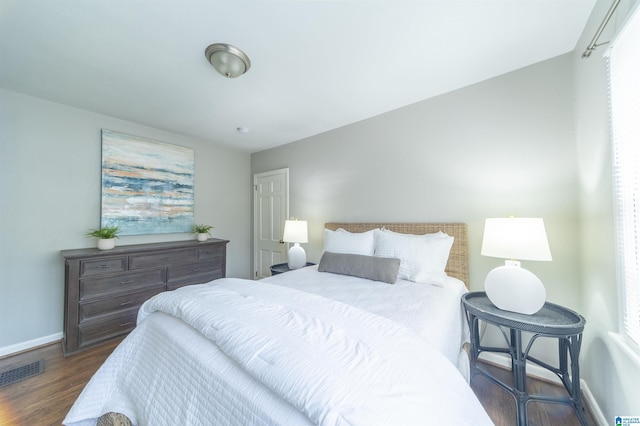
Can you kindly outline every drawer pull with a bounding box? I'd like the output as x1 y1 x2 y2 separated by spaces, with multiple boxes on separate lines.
120 280 133 285
119 300 133 306
119 321 133 327
98 264 111 269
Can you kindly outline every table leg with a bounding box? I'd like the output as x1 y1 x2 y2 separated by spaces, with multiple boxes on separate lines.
559 337 568 374
569 334 588 426
511 329 528 426
469 313 480 377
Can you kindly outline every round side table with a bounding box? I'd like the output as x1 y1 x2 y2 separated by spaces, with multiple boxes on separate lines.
462 291 587 426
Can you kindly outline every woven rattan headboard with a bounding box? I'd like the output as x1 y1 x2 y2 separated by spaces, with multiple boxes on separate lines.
324 223 469 288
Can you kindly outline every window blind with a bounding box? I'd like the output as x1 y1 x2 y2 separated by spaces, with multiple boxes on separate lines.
608 4 640 346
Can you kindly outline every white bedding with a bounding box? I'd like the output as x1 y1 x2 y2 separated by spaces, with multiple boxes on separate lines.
262 265 468 369
64 270 490 426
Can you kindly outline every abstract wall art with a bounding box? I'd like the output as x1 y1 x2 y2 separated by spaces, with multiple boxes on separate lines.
101 129 194 235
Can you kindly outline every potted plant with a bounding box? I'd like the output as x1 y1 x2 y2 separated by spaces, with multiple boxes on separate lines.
86 225 120 250
192 224 214 242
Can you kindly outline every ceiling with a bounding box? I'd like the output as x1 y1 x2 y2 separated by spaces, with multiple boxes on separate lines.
0 1 596 153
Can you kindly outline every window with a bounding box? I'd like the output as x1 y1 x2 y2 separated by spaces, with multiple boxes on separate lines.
609 5 640 347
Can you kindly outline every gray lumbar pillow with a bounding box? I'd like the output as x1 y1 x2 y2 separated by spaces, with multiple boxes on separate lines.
318 251 401 284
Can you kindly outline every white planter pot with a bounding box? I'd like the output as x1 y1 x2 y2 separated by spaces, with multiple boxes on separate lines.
97 238 115 250
197 233 208 242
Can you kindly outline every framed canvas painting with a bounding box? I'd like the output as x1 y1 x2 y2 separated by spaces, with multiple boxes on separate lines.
101 129 195 235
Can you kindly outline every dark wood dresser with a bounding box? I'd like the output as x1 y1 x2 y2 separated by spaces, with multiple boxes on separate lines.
62 239 229 355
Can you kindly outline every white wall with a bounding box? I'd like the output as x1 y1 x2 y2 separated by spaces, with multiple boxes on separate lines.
252 53 579 307
0 89 252 353
574 0 640 421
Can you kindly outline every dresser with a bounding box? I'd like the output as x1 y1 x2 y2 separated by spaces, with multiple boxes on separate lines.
62 239 229 355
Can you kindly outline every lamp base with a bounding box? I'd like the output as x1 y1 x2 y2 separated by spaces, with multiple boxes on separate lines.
287 243 306 269
484 265 546 315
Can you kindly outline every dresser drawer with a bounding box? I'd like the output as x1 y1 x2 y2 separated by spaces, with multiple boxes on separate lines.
80 256 127 277
167 261 223 289
79 286 164 321
78 308 139 348
80 268 165 300
198 244 224 260
129 248 197 269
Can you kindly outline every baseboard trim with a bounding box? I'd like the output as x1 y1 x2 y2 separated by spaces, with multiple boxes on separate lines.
480 352 605 425
0 332 63 358
580 380 607 426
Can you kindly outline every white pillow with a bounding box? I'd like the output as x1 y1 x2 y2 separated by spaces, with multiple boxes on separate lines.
373 229 454 286
323 228 375 256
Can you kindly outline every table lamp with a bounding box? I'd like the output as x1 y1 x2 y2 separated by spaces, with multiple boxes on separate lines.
283 219 308 269
481 217 552 315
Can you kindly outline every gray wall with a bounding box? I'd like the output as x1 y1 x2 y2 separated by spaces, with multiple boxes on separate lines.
252 53 580 310
574 0 640 420
0 89 252 353
252 53 580 370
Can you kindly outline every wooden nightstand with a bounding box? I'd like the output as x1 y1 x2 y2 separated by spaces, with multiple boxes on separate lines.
270 262 315 275
462 291 587 426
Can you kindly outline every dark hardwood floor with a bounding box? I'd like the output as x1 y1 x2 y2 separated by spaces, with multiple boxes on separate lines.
471 361 597 426
0 339 121 426
0 338 596 425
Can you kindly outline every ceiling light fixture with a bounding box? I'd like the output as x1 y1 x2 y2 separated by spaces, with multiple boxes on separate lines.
204 43 251 78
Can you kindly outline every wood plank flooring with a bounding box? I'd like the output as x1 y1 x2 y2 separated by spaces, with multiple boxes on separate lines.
471 361 597 426
0 338 597 425
0 339 121 426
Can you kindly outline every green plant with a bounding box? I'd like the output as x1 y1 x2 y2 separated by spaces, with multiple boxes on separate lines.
86 225 120 239
192 224 214 235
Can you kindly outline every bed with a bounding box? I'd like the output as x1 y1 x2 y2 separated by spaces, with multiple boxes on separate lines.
63 223 493 426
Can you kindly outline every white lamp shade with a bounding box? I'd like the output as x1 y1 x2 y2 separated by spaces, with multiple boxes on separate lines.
283 220 308 244
481 217 551 261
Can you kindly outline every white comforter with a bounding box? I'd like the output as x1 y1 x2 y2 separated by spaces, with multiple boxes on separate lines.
262 265 468 368
65 278 492 425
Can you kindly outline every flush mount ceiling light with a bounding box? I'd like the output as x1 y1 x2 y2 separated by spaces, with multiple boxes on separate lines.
204 43 251 78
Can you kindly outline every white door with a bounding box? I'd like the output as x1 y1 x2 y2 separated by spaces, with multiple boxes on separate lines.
253 168 289 279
